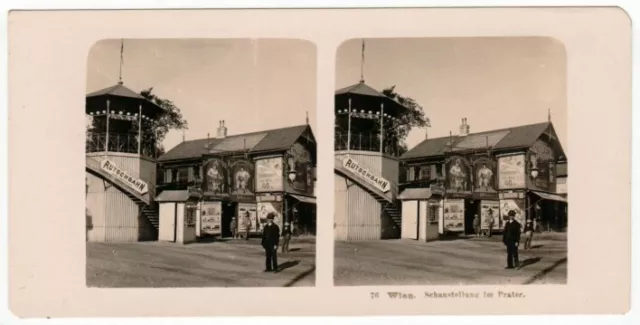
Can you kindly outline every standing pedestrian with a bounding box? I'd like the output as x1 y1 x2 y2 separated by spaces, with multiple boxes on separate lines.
486 209 495 238
524 219 534 250
230 216 238 239
282 222 292 253
243 211 251 240
502 211 521 269
473 214 481 237
261 213 280 272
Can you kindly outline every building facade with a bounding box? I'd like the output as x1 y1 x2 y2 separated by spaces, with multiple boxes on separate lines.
399 119 568 238
155 122 317 243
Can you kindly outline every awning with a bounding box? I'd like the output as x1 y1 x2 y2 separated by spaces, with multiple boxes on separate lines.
531 191 568 203
398 188 433 200
289 194 316 204
155 190 190 202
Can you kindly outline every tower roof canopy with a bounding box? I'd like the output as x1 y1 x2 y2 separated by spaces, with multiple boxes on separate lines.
85 83 166 120
334 81 408 118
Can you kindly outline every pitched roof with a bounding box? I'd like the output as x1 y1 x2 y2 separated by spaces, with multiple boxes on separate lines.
401 122 552 160
86 83 145 99
157 138 214 162
335 82 387 98
158 124 311 162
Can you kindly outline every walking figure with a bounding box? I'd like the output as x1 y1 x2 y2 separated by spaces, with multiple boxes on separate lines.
230 217 238 239
261 213 280 272
242 211 252 240
282 222 292 253
524 219 534 250
486 209 495 237
503 210 521 269
473 214 481 237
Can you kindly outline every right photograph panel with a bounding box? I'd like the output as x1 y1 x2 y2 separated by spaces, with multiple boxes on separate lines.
334 37 568 286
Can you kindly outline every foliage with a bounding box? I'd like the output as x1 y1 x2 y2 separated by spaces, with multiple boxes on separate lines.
379 86 430 154
139 87 188 156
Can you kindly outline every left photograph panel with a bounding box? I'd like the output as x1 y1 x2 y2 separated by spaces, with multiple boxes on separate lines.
85 39 317 287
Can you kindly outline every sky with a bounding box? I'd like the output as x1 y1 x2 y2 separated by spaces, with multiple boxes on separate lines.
87 39 317 152
336 37 568 154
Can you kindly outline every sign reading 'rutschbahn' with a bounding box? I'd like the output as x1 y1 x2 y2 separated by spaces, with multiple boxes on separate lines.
100 159 149 195
342 158 391 193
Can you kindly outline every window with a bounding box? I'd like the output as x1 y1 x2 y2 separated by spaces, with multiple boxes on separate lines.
418 165 431 180
194 165 201 180
436 164 444 178
406 167 415 181
176 168 189 183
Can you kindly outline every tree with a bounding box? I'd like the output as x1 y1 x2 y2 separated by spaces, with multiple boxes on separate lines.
139 87 188 156
380 86 430 155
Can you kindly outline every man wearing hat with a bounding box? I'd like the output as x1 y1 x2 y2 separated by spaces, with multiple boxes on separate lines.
261 213 280 272
502 210 521 269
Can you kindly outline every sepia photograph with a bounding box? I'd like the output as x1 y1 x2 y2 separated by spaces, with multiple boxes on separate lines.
334 37 568 286
7 7 631 317
85 38 317 287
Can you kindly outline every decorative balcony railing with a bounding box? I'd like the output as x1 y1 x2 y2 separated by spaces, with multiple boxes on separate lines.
86 132 157 158
335 131 401 156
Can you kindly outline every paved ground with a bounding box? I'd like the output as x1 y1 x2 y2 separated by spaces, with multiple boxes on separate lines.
334 233 567 286
87 237 316 288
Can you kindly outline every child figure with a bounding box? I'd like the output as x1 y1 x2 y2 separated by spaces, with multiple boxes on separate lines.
282 222 292 253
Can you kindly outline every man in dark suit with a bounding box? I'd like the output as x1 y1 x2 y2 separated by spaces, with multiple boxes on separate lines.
261 213 280 272
502 210 521 269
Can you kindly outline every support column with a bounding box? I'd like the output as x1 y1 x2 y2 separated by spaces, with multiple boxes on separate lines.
380 102 384 153
137 102 142 155
105 99 110 157
347 97 352 151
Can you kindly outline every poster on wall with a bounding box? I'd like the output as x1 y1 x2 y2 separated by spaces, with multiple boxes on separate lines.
427 201 440 224
286 143 312 193
500 199 525 227
200 201 222 235
473 158 497 193
480 200 500 230
529 140 556 190
257 201 283 228
256 157 283 192
498 154 526 189
443 199 465 232
184 202 197 228
237 203 258 233
230 160 254 195
203 159 229 195
445 156 471 193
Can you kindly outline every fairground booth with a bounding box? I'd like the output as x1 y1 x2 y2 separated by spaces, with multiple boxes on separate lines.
333 80 409 240
155 121 317 243
85 81 165 242
399 118 568 239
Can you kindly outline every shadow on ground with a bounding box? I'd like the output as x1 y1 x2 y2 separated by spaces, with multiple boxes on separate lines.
517 257 542 270
277 260 300 272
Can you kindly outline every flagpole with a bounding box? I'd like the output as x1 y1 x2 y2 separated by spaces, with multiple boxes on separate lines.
118 38 124 84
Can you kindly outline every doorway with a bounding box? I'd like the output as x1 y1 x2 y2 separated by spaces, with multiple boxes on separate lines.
221 201 237 238
464 199 480 235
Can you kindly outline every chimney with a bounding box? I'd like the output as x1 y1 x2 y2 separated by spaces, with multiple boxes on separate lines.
459 118 470 136
217 120 228 138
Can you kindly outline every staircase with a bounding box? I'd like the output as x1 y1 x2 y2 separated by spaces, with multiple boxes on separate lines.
334 159 402 229
86 156 159 230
